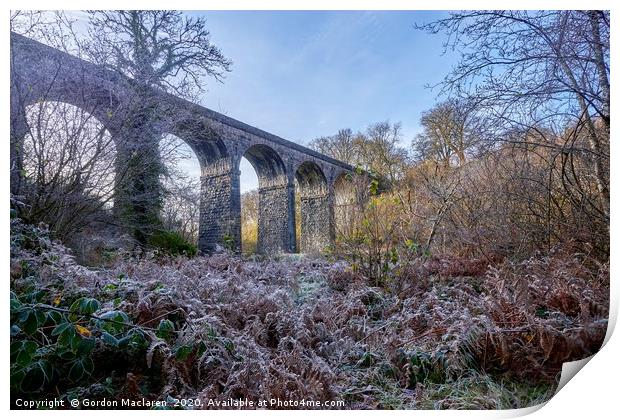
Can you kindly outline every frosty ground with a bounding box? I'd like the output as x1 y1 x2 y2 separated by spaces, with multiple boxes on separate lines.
10 219 609 409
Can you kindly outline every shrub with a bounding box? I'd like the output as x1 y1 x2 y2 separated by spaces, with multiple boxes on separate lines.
10 290 147 397
148 230 197 257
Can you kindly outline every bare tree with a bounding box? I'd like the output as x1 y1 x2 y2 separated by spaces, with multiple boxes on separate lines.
85 11 232 98
83 11 232 245
356 121 410 183
10 11 81 53
310 122 410 258
310 121 409 184
160 176 201 244
308 129 359 165
20 101 117 240
418 11 609 221
159 134 201 244
414 99 481 167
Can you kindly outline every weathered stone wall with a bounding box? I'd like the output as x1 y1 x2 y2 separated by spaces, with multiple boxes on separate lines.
198 162 241 252
257 183 294 253
295 161 335 254
299 193 332 253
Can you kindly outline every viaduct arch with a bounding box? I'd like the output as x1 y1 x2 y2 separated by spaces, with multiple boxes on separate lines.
10 32 357 255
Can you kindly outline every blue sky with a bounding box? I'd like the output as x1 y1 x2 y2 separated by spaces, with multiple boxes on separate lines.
178 11 459 191
55 10 458 192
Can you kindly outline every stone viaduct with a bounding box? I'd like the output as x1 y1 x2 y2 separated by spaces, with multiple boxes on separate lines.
10 32 358 254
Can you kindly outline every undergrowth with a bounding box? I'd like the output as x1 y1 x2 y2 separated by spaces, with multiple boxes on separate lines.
10 218 608 409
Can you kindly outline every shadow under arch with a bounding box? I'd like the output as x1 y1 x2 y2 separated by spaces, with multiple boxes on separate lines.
295 161 333 254
241 143 294 254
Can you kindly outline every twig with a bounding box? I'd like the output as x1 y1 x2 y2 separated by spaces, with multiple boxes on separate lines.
399 327 445 346
356 321 394 344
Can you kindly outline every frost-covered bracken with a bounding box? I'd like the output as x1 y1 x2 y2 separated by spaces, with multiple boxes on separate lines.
10 218 608 409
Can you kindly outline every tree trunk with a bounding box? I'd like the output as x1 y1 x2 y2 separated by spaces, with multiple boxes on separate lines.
112 93 164 247
553 13 609 217
588 11 610 130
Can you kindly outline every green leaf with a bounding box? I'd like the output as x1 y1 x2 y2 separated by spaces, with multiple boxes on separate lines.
84 298 100 314
70 332 83 351
117 334 132 347
99 310 130 334
101 331 119 346
21 365 45 392
52 322 72 336
57 325 76 347
156 319 175 340
82 356 94 374
57 349 74 360
15 341 38 367
69 297 100 316
102 283 118 292
10 296 21 311
36 360 54 383
10 369 25 391
16 350 33 366
370 179 379 195
47 310 63 324
34 310 46 326
10 341 22 356
124 328 147 348
23 340 38 353
175 345 193 361
68 360 84 382
22 311 39 335
196 341 207 356
76 337 96 356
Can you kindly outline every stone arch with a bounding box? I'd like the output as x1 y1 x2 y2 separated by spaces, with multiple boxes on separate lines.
166 119 231 171
16 99 118 243
241 144 294 254
242 144 288 185
165 118 237 253
10 32 361 255
16 93 116 131
156 133 203 245
10 53 123 143
10 84 120 196
295 161 333 254
11 33 129 197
